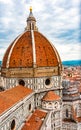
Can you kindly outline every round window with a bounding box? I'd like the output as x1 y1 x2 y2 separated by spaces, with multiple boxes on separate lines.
11 119 15 130
45 79 50 85
19 79 25 86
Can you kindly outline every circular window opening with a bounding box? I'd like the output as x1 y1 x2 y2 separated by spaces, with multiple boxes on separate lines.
29 104 31 111
19 79 25 86
45 79 50 85
11 119 15 130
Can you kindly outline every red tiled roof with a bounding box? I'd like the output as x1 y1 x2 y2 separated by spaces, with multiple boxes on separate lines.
42 91 61 101
2 31 61 68
22 109 47 130
0 85 33 115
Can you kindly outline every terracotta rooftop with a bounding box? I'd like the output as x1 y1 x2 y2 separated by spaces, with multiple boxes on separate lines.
0 85 33 115
22 109 47 130
2 31 61 68
42 91 61 101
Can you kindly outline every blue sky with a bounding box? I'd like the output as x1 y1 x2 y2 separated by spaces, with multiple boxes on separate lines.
0 0 80 61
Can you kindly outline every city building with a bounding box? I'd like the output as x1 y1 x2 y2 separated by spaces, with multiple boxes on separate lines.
62 67 81 130
0 7 81 130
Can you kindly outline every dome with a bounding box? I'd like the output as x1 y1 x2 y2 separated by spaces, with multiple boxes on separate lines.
2 31 61 68
1 8 62 78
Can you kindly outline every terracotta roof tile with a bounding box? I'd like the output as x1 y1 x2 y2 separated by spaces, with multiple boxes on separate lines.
34 32 60 67
0 85 33 115
2 31 61 68
42 91 61 101
22 109 47 130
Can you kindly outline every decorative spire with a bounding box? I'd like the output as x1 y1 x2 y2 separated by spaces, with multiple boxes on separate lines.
30 6 32 12
25 7 38 31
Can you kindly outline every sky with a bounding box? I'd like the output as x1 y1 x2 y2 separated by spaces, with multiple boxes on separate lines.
0 0 80 61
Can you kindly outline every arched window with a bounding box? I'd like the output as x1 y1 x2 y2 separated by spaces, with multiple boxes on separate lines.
11 119 15 130
29 104 31 111
66 109 68 117
30 24 31 30
32 24 34 30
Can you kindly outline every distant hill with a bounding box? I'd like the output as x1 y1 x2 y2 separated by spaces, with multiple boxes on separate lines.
0 61 2 66
62 60 81 66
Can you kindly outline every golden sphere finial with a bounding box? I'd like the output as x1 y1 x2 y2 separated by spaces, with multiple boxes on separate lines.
30 6 32 12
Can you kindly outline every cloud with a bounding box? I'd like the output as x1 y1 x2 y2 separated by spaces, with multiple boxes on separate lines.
0 48 6 60
0 0 80 61
54 40 81 61
0 0 13 4
51 33 80 60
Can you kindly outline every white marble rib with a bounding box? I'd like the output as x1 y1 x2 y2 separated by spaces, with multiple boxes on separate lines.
31 30 36 68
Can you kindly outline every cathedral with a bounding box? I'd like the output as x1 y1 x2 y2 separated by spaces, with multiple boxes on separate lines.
0 7 81 130
0 8 62 130
0 7 63 130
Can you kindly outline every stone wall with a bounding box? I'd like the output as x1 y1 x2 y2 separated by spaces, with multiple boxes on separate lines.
62 122 79 130
2 75 62 93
